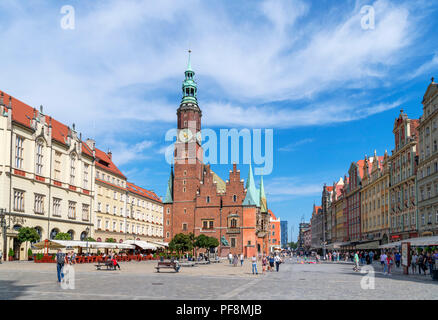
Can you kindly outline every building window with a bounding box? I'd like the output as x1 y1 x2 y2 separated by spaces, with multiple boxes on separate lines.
206 196 210 203
230 238 236 248
53 198 61 217
13 189 24 212
183 187 186 193
233 195 237 202
167 208 170 214
182 223 188 231
202 220 214 229
97 219 101 229
83 164 89 189
230 218 237 228
82 204 89 221
15 136 24 169
68 201 76 219
35 140 43 175
54 152 61 181
166 232 170 238
34 194 44 214
70 154 76 185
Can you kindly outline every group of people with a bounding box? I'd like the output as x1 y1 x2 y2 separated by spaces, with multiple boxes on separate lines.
226 252 284 275
410 249 438 276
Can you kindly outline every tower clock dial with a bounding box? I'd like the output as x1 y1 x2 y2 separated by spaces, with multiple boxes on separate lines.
178 128 193 142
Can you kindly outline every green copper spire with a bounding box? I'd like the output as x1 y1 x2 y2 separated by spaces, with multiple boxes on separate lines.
181 50 198 104
163 166 174 204
243 164 259 206
260 175 267 213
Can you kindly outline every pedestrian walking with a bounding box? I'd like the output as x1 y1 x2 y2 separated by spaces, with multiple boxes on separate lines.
369 251 374 264
228 253 233 265
56 249 66 283
386 253 393 276
0 250 3 264
240 253 244 267
353 251 360 272
395 252 401 268
381 252 388 274
251 255 258 275
233 254 238 267
411 252 418 274
274 254 281 272
262 256 267 274
269 255 275 271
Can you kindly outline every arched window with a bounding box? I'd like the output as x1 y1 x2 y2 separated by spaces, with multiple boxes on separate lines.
80 231 87 241
50 228 59 240
34 227 42 243
231 218 237 228
67 230 74 240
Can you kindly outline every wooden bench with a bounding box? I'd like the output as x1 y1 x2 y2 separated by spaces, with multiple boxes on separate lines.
155 261 179 272
95 260 116 270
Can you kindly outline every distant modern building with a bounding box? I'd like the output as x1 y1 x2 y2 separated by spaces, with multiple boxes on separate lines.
280 220 288 248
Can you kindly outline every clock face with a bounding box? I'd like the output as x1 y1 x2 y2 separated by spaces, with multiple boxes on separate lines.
178 128 193 142
196 131 202 144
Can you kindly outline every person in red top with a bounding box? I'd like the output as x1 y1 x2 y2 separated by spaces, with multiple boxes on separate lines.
112 257 121 270
386 253 393 276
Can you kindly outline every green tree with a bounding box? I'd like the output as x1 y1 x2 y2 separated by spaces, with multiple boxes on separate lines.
17 227 40 244
288 242 298 250
194 234 209 250
169 233 193 255
106 238 116 243
85 237 96 242
206 236 219 249
54 232 72 240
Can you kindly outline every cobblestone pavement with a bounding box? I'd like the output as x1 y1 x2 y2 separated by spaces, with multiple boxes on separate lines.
0 258 436 299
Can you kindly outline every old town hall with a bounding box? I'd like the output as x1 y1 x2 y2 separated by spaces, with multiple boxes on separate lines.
163 53 271 257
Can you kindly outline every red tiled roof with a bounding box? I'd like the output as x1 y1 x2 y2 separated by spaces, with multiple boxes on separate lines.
95 148 126 179
268 209 277 220
2 90 93 157
126 181 162 203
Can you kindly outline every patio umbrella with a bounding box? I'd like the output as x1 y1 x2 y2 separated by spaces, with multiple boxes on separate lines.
32 240 65 249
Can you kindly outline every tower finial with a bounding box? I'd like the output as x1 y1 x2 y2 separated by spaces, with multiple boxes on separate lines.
187 49 192 71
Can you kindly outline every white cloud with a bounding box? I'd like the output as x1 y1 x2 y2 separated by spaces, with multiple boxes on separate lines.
279 138 315 152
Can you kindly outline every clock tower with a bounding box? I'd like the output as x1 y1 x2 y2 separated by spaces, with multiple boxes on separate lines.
171 51 204 235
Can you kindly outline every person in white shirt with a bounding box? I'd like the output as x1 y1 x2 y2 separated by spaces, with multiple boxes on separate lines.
381 252 388 274
240 253 244 267
411 253 418 274
274 254 281 272
228 253 233 264
251 255 258 275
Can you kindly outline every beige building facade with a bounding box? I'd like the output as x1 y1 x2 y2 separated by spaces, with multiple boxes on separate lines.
417 78 438 237
0 93 95 260
360 152 390 245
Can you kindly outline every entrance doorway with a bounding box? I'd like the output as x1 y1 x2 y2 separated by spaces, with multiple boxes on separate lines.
13 237 20 260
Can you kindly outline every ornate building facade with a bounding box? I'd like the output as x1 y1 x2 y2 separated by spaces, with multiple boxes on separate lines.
0 93 94 260
389 110 419 241
163 55 271 257
417 78 438 237
360 152 390 246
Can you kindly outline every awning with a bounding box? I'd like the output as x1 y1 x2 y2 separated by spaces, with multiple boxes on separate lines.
356 241 381 250
148 241 168 248
49 240 90 248
401 235 438 246
123 240 157 250
89 242 135 249
379 241 401 249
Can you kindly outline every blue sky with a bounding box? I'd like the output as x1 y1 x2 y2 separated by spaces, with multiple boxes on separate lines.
1 0 438 241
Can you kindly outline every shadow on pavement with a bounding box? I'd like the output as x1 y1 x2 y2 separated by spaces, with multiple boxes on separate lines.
0 280 36 300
